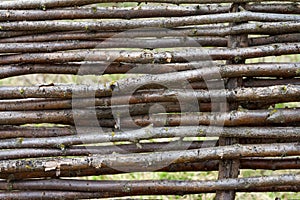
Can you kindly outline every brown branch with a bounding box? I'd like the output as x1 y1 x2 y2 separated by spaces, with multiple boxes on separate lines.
0 141 216 160
249 33 300 46
245 3 300 14
0 30 49 39
123 108 300 127
0 5 229 21
0 0 299 10
0 12 299 32
0 22 299 43
0 142 299 175
1 138 299 160
1 125 300 149
1 4 299 21
0 125 115 140
243 78 300 87
0 125 75 139
0 84 298 108
0 175 299 196
0 4 298 22
1 157 299 179
1 34 300 54
1 43 299 65
0 185 299 200
0 37 228 53
1 62 299 80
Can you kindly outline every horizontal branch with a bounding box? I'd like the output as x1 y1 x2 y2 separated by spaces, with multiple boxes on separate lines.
1 138 300 160
1 157 299 179
0 140 216 160
0 84 299 109
0 66 217 98
0 125 117 140
243 78 300 87
0 12 299 32
0 37 229 53
0 185 299 200
0 83 298 111
0 102 298 126
121 108 300 127
1 3 299 21
1 34 300 53
0 142 299 176
1 42 300 65
0 125 75 139
1 125 300 149
245 3 300 14
0 174 299 197
0 30 49 39
0 5 229 21
0 0 299 10
1 62 299 80
0 30 115 40
248 33 300 46
0 101 194 125
1 21 299 43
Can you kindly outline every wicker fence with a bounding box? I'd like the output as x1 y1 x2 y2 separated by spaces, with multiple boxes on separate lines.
0 0 300 199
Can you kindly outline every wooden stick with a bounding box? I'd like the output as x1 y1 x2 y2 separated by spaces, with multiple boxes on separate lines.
0 5 229 21
1 21 299 43
0 34 300 53
1 125 300 149
0 174 299 194
1 157 299 179
1 139 299 160
0 0 299 10
0 143 299 175
1 43 299 65
0 12 299 32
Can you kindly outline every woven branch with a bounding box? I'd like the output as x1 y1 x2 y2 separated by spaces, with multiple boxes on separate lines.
1 43 299 65
1 157 299 179
1 139 300 160
0 5 229 21
1 21 299 42
1 62 298 80
0 37 228 53
0 185 299 200
0 0 299 9
0 143 299 176
1 125 300 149
1 174 299 193
0 84 298 106
0 125 75 139
1 34 300 53
0 12 299 32
245 3 300 14
0 4 299 21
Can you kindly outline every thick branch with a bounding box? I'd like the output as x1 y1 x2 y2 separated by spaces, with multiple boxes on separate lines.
1 43 299 65
1 139 299 160
1 34 300 53
0 4 298 22
1 22 299 43
1 125 300 149
0 5 229 21
0 37 228 53
0 143 299 175
1 157 299 179
0 0 299 9
0 175 299 196
0 62 298 80
0 12 299 32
